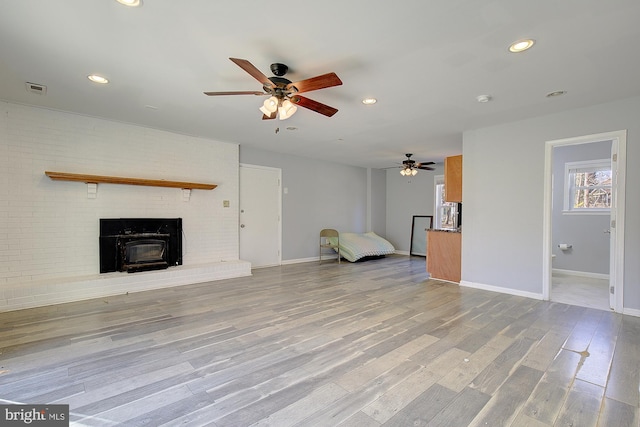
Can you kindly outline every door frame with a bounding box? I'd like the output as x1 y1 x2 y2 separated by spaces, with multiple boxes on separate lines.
239 163 282 267
542 130 626 312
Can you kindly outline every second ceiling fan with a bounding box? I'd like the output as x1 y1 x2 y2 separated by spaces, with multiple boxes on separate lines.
399 154 435 176
204 58 342 120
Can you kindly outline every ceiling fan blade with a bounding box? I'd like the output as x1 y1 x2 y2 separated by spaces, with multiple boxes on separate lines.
291 96 338 117
418 166 435 170
416 162 435 169
204 91 265 96
262 111 277 120
229 58 274 88
286 72 342 94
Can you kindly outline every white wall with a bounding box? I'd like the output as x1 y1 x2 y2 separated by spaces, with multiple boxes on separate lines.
239 146 369 261
0 102 247 310
462 96 640 311
552 141 612 275
385 165 443 252
368 168 387 236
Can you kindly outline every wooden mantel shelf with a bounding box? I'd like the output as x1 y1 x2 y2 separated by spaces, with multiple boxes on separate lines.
45 171 217 190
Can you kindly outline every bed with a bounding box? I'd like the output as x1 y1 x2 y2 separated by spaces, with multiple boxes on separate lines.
327 231 396 262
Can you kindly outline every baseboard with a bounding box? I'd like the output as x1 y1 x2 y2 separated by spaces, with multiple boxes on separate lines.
552 268 609 280
623 307 640 318
460 280 544 300
281 256 335 265
395 250 410 256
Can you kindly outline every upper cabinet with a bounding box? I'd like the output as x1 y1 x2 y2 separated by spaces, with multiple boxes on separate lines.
444 155 462 202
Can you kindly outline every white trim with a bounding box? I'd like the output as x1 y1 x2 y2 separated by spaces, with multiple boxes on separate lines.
281 256 336 265
460 280 544 300
552 268 609 280
282 252 409 265
434 175 443 229
611 135 626 313
561 210 610 216
543 130 626 312
622 308 640 318
433 278 461 285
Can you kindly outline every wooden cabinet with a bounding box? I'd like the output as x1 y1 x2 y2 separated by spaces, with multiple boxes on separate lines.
427 230 461 283
444 155 462 202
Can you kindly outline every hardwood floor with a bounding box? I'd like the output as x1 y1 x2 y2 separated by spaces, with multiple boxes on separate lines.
0 255 638 426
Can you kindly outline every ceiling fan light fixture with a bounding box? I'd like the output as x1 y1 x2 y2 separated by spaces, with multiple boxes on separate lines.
278 99 297 120
259 96 278 115
400 167 418 176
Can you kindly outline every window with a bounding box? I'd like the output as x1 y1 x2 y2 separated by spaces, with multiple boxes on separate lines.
434 175 459 230
564 159 611 213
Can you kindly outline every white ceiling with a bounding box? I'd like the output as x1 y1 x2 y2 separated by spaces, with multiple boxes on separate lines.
1 0 639 169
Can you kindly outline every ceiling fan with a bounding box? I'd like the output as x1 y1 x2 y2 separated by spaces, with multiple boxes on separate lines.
204 58 343 120
399 153 435 176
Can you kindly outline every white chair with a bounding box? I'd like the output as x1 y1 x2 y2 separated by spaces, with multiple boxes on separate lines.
319 229 340 264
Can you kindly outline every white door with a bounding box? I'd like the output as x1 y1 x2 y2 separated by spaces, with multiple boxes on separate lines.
609 140 619 309
239 164 281 268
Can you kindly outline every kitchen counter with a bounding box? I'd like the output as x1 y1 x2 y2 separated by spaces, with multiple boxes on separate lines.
427 229 461 282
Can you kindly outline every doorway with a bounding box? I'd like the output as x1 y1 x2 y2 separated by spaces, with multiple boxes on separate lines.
239 164 282 268
542 131 626 312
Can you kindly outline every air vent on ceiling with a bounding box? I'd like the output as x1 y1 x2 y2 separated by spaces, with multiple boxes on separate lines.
25 82 47 95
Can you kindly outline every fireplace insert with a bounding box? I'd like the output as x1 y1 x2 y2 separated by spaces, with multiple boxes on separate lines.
99 218 182 273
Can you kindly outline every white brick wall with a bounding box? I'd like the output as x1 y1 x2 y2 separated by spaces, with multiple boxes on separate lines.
0 101 249 311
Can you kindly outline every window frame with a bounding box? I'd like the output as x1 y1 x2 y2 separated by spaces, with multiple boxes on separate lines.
434 175 459 230
563 159 612 215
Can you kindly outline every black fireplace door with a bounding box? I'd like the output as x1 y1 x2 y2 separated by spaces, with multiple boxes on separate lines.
119 238 169 272
99 218 182 273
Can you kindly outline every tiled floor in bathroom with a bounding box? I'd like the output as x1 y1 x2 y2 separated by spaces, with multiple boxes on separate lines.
552 271 610 311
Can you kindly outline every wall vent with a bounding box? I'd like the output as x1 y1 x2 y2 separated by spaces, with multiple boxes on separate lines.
25 82 47 95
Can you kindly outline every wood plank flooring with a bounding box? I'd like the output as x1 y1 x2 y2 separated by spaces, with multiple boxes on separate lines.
0 255 638 426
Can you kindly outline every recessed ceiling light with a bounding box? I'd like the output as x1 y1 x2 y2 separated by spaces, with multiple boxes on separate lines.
116 0 142 6
508 39 535 53
476 94 492 103
362 98 377 105
546 90 567 98
87 74 109 84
